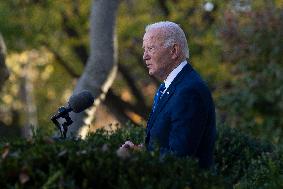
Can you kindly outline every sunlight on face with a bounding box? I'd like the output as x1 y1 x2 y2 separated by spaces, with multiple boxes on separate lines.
142 29 172 80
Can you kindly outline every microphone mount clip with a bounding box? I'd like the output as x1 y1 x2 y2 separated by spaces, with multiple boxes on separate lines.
51 106 73 139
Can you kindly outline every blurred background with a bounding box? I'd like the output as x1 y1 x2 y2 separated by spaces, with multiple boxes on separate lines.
0 0 282 145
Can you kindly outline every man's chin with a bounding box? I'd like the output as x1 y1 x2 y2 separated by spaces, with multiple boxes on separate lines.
149 72 156 77
149 71 160 80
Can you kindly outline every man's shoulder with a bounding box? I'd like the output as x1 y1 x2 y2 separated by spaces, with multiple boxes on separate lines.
181 69 207 87
175 70 212 97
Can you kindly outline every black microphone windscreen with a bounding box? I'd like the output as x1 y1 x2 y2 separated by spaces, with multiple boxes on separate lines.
68 90 94 113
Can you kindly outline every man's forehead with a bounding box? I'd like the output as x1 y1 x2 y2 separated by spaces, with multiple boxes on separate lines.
143 29 165 42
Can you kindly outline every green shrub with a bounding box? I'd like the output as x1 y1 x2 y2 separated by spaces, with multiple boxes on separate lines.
0 125 282 188
215 125 273 184
235 151 283 189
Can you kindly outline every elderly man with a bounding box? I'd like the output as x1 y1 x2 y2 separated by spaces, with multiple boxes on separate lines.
121 21 216 169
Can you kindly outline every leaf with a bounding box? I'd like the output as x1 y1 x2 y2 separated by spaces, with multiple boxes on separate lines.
76 150 87 156
101 144 109 152
116 147 130 159
42 170 62 189
57 149 67 157
1 143 10 159
43 137 55 144
19 171 30 184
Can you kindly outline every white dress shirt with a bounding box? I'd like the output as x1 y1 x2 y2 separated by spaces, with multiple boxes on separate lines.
163 60 187 93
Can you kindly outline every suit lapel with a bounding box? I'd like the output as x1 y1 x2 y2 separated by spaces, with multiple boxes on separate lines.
146 63 193 134
146 85 175 133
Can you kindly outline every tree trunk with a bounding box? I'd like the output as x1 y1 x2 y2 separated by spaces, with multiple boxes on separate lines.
19 61 38 139
0 34 10 91
67 0 120 138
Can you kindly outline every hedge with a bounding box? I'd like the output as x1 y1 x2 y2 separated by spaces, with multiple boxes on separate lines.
0 125 282 189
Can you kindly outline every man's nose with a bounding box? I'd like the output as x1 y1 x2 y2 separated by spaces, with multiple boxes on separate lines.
143 51 150 61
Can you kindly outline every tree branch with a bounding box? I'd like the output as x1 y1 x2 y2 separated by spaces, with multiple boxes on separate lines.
104 89 139 125
118 63 151 114
43 43 80 78
61 12 89 65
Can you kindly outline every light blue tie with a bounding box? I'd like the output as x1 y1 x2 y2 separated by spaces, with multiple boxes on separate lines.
152 83 166 112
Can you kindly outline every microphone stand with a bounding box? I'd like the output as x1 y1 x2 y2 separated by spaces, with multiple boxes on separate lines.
51 106 73 139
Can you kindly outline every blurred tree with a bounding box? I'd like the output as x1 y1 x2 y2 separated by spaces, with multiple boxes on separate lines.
0 0 229 136
68 0 120 138
0 34 9 90
1 50 53 137
219 1 283 143
0 0 230 130
19 53 38 139
0 34 13 137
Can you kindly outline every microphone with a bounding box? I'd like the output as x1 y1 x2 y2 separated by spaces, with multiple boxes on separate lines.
68 90 94 113
51 90 94 138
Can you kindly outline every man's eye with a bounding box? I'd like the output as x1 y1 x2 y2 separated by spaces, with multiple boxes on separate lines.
143 46 154 53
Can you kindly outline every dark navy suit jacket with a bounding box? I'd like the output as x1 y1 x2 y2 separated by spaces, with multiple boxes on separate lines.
145 63 216 169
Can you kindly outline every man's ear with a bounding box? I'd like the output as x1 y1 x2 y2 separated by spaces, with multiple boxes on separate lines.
171 44 180 59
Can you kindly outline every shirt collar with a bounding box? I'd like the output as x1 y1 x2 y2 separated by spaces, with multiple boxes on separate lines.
164 60 187 90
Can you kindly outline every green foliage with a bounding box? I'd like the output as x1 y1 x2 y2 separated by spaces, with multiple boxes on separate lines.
0 126 221 189
0 0 229 135
0 125 282 188
215 125 273 184
218 1 283 143
0 1 88 133
236 152 283 189
0 0 282 158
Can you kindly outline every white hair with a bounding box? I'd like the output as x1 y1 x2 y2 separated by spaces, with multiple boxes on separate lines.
145 21 190 59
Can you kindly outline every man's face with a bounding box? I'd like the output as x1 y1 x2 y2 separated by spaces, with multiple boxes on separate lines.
142 29 172 80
